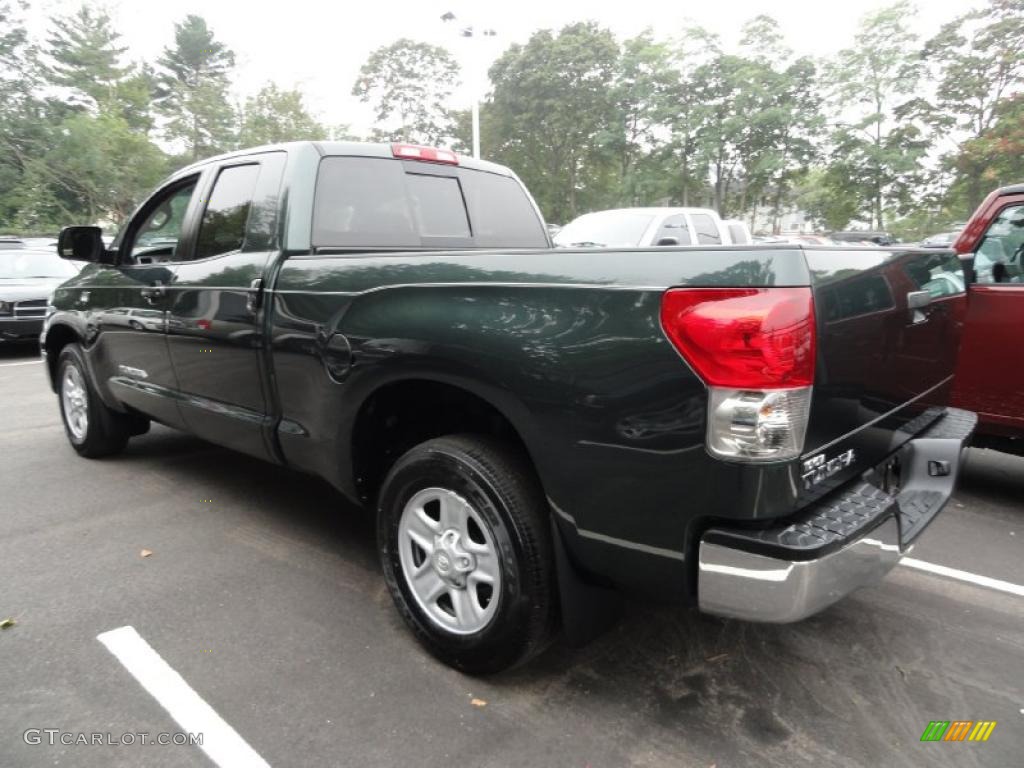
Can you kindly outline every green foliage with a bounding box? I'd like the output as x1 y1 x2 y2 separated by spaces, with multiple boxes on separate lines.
1 2 1022 237
485 23 621 223
238 83 328 146
155 14 236 161
923 0 1024 213
823 1 929 229
45 4 128 110
352 39 459 144
10 110 168 230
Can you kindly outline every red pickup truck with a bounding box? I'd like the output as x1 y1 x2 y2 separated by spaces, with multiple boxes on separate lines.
953 184 1024 453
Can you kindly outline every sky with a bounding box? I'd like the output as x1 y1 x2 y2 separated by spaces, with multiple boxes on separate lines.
25 0 972 135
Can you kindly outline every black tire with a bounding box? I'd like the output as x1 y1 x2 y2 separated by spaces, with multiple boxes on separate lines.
378 434 556 674
56 344 134 458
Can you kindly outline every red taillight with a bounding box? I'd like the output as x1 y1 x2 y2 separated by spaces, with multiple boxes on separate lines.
660 288 816 389
391 143 459 165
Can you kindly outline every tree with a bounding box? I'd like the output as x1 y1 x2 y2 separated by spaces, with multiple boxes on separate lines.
352 39 459 144
486 23 620 222
156 15 236 160
238 83 328 146
45 4 128 110
958 92 1024 191
736 17 823 232
9 111 167 229
923 0 1024 212
662 27 719 207
610 31 676 205
824 1 929 229
0 0 50 229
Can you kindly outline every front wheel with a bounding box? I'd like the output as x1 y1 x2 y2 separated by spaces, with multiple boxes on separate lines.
378 435 556 674
57 344 135 457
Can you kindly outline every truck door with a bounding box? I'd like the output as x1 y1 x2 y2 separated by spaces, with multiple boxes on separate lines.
165 153 287 461
93 175 204 429
953 200 1024 438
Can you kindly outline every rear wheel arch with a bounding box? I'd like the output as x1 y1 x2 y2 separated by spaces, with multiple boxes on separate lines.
349 377 545 508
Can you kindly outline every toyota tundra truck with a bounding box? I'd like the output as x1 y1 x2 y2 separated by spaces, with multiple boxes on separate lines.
43 141 976 673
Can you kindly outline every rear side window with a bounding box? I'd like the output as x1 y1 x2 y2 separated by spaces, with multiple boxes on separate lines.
312 157 546 249
195 164 260 260
902 252 966 297
821 274 895 322
690 214 722 245
727 222 750 245
653 214 692 245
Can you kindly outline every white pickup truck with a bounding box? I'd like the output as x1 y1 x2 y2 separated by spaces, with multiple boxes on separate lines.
553 207 752 248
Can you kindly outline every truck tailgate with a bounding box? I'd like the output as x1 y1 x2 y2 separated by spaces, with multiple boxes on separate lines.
799 248 967 497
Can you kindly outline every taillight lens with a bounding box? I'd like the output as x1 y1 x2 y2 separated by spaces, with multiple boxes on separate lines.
661 287 816 462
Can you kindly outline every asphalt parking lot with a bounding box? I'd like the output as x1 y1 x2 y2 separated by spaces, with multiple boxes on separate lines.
1 342 1021 768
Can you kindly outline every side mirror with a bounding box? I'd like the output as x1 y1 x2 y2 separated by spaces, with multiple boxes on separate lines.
655 237 680 247
58 226 106 262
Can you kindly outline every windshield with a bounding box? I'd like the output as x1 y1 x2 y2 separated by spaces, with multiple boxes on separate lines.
0 251 80 279
554 211 655 247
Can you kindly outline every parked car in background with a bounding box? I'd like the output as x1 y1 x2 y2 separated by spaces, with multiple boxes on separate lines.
952 183 1024 454
830 230 896 246
920 231 961 249
554 207 738 248
44 141 975 673
1 244 82 343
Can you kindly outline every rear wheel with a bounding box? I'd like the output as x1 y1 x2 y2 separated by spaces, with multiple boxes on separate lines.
57 344 137 458
378 435 556 674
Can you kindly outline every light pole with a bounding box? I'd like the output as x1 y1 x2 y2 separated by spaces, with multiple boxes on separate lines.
441 12 495 160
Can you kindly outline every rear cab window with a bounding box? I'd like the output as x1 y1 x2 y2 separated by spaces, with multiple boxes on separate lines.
553 211 655 247
312 156 548 249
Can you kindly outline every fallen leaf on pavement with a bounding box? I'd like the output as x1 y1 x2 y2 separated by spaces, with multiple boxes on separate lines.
140 549 153 558
0 618 16 630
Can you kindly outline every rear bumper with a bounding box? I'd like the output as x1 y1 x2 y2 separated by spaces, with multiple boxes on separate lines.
0 317 44 341
697 407 977 622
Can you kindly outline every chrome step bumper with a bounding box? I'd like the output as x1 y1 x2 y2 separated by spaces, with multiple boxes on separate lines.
697 408 977 623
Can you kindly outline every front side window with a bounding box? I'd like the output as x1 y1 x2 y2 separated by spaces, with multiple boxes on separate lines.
131 180 198 261
975 204 1024 284
690 214 722 245
195 164 261 261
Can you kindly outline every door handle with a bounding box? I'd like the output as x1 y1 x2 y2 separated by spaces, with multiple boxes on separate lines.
140 281 166 304
907 290 932 323
246 277 264 314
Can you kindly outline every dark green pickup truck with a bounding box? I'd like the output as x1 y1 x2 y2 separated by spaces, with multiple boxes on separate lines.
44 141 975 672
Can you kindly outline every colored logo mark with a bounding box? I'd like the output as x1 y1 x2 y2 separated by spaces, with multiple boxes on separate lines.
920 721 997 742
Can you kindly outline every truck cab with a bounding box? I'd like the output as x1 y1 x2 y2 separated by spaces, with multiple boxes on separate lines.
952 183 1024 453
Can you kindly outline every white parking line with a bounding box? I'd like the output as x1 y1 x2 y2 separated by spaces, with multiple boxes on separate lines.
0 360 42 368
97 626 271 768
899 557 1024 597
